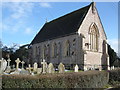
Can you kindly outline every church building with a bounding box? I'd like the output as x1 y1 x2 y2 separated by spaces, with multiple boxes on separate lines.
29 2 110 70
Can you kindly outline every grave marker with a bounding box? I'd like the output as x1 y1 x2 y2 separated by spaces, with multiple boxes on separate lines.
58 63 65 73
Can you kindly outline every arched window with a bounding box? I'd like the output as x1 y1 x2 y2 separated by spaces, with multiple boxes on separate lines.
43 45 47 59
54 43 57 57
52 43 57 58
38 46 41 57
89 23 99 51
65 40 71 56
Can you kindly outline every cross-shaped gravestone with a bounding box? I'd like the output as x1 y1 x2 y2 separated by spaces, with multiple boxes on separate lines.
5 58 11 73
21 61 25 70
33 62 38 72
7 58 11 67
26 64 32 74
74 64 79 72
41 59 47 73
15 58 21 70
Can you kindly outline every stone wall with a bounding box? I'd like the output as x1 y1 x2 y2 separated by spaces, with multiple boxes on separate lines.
77 4 109 70
30 33 84 69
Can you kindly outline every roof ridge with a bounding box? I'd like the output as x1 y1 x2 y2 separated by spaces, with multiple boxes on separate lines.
31 3 92 44
47 3 91 24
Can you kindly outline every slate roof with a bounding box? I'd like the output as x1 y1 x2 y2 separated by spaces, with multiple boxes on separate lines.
31 3 92 45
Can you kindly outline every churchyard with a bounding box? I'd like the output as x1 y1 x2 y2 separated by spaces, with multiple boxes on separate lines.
0 58 118 75
0 58 120 88
0 58 82 75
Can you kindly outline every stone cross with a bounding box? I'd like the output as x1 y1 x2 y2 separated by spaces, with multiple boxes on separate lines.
33 62 38 72
26 64 32 74
5 58 12 73
15 58 21 70
58 63 65 73
48 63 55 73
7 58 11 67
41 59 47 73
21 61 25 69
74 64 79 72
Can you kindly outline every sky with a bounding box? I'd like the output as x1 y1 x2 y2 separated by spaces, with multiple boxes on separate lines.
1 2 118 54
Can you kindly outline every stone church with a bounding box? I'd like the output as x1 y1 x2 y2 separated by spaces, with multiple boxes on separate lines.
29 2 110 70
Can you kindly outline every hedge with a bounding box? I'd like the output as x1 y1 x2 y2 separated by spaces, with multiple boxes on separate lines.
108 69 120 81
108 69 120 87
2 70 109 88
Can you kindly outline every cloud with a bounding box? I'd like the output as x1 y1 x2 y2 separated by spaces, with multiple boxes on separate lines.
39 2 51 8
2 2 34 19
2 2 35 33
24 28 33 35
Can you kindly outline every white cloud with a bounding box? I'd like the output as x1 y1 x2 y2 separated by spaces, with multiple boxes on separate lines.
2 2 34 19
39 2 51 8
2 2 35 33
10 2 34 19
24 28 33 35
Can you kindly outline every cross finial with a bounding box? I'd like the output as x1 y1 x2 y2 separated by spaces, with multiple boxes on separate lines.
46 18 48 23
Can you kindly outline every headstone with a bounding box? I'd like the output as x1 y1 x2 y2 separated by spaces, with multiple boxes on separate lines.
84 66 88 71
112 66 115 70
37 68 42 74
15 58 21 70
99 67 102 71
111 66 115 70
74 64 79 72
48 63 55 73
41 59 48 73
5 58 11 73
58 63 65 73
21 61 25 70
33 62 38 72
0 58 7 73
12 65 15 70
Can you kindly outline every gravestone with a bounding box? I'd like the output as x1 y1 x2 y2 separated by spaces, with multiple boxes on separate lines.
74 64 79 72
12 65 15 70
15 58 21 70
33 62 38 72
5 58 11 73
21 61 25 70
41 59 48 73
112 66 115 70
37 68 42 74
99 66 102 71
48 63 55 73
0 58 7 74
26 64 33 74
58 63 65 73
